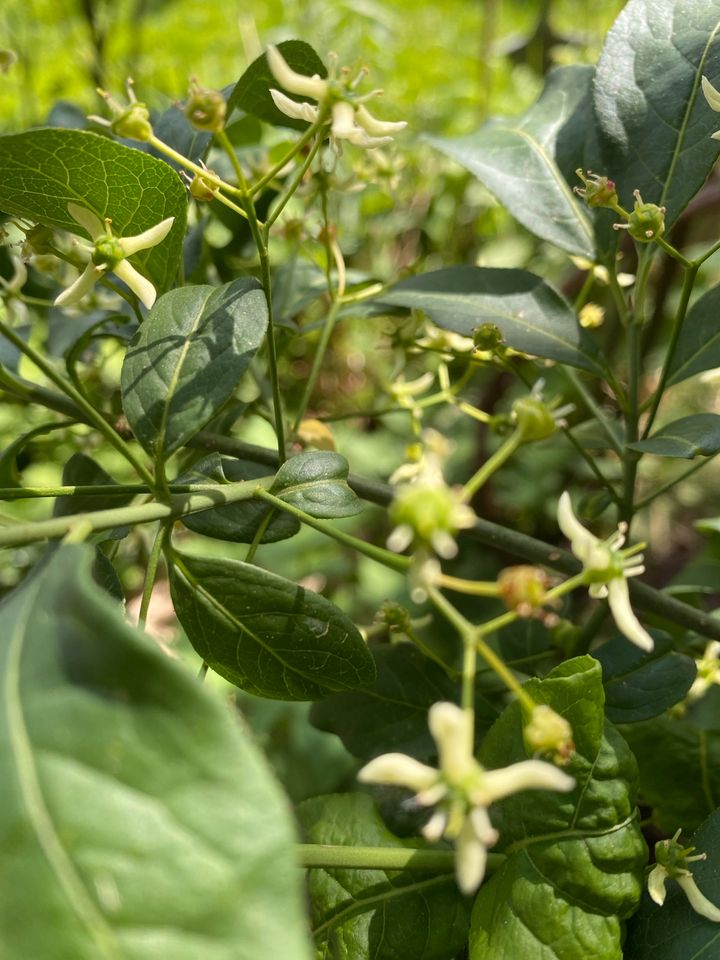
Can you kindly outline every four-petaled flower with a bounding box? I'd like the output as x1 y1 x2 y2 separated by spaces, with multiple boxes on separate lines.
557 492 653 651
266 45 407 149
54 203 174 310
648 829 720 922
358 701 575 894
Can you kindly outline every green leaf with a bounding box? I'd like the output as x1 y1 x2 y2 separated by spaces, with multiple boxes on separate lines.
621 688 720 834
470 656 646 960
624 807 720 959
0 421 75 488
427 66 595 258
595 631 697 723
169 552 376 700
0 544 311 960
298 793 471 960
228 40 327 130
594 0 720 227
0 129 186 294
378 267 605 374
668 282 720 384
627 414 720 458
270 451 363 519
179 455 300 543
311 644 498 763
52 452 134 521
120 278 268 462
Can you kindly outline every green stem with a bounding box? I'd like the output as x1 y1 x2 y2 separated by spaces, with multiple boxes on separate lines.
254 487 409 572
0 477 272 547
138 523 168 625
562 366 623 457
296 843 503 873
264 134 325 231
642 262 699 438
293 295 342 432
622 320 641 528
462 428 524 500
147 134 247 210
0 319 155 488
251 117 328 197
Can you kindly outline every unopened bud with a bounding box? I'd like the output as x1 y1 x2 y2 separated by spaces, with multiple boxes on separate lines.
574 169 618 208
112 101 153 141
524 705 574 763
22 224 55 257
185 82 226 133
188 171 219 202
614 189 665 243
512 395 558 441
498 565 551 613
473 322 503 351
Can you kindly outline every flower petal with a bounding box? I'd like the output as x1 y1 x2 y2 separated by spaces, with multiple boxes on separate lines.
67 203 105 241
647 864 668 906
677 874 720 922
607 578 654 651
479 759 575 804
269 89 320 123
54 262 103 307
454 815 488 895
119 217 174 257
702 76 720 113
557 491 597 562
357 752 440 792
356 104 407 136
266 45 327 100
428 701 474 782
113 260 157 309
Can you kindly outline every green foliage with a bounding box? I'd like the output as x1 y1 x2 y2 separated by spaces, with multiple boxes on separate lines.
471 657 646 960
269 451 363 518
169 552 376 699
0 544 312 960
120 279 268 463
0 130 186 293
627 414 720 458
298 793 471 960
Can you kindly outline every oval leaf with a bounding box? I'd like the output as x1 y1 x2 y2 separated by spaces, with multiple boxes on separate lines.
0 129 186 294
169 552 376 700
179 455 300 543
228 40 327 130
121 278 268 461
427 66 595 258
470 657 646 960
595 631 697 723
0 544 312 960
270 451 363 519
298 793 471 960
668 282 720 384
594 0 720 226
627 414 720 459
378 266 605 374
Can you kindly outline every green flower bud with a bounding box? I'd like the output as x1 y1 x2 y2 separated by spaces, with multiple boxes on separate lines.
497 565 551 613
473 322 503 351
512 395 558 442
188 171 218 202
22 224 55 256
615 189 665 243
574 169 618 208
523 705 575 763
111 102 153 142
185 82 226 133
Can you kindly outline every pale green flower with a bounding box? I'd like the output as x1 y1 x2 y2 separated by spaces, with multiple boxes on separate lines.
266 45 406 149
558 492 653 651
54 203 174 310
358 701 574 894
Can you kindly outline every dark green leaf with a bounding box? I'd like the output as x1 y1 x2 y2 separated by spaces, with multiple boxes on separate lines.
169 552 376 700
228 40 327 130
311 644 498 763
121 278 268 462
594 0 720 227
378 267 606 374
595 631 697 723
624 807 720 959
53 452 134 519
0 544 312 960
179 455 300 543
470 656 646 960
627 414 720 459
298 793 470 960
0 421 75 488
621 688 720 834
149 104 212 171
270 451 363 519
0 129 186 294
668 282 720 384
427 67 595 258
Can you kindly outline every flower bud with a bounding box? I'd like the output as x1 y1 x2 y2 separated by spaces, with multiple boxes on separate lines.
497 565 550 613
512 395 558 442
574 169 618 208
22 224 55 257
185 82 226 133
473 322 503 351
188 171 219 202
615 189 665 243
111 102 153 142
523 705 575 763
